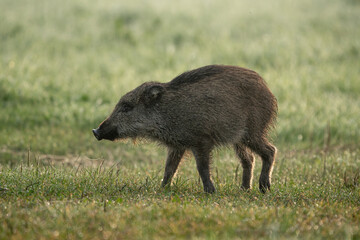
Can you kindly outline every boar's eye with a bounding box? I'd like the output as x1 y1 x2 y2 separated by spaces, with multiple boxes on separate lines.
120 103 134 113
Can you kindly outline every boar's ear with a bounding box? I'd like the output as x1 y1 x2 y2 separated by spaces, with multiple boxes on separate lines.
143 85 165 106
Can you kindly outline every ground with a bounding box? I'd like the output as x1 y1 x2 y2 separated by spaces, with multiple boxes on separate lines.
0 0 359 239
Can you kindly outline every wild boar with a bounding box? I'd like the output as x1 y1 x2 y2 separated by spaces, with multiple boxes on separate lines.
92 65 277 193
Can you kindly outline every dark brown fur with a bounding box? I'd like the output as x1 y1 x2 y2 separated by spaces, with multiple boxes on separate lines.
93 65 277 193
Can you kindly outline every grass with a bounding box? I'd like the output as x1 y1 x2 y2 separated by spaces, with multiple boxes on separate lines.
1 148 359 239
1 0 360 239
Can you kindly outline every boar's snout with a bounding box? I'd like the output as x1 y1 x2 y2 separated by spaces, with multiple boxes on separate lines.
92 119 119 141
92 128 102 141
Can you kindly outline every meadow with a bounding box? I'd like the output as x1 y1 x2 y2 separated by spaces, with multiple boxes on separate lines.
0 0 359 239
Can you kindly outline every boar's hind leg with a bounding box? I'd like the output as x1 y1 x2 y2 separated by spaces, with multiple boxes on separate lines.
247 139 277 193
161 148 185 187
234 143 255 190
191 146 216 193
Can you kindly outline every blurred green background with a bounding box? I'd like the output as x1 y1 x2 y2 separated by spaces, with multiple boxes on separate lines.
1 0 359 159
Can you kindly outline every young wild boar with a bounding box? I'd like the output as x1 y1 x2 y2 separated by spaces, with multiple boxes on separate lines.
92 65 277 193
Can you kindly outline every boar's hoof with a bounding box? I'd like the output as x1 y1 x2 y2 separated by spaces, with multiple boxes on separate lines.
240 184 251 191
259 179 271 193
204 183 216 194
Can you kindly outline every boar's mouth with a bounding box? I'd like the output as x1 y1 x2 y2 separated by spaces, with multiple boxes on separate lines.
92 127 119 141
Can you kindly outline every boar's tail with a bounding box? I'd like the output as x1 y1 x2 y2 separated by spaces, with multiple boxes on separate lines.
265 94 278 138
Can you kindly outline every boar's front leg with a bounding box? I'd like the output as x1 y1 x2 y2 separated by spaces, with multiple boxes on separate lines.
191 145 216 193
161 147 185 187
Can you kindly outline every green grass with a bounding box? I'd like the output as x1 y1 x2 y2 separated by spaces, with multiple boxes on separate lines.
1 148 359 239
1 0 360 239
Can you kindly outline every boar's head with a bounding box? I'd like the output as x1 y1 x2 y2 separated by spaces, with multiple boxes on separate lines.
92 82 165 141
